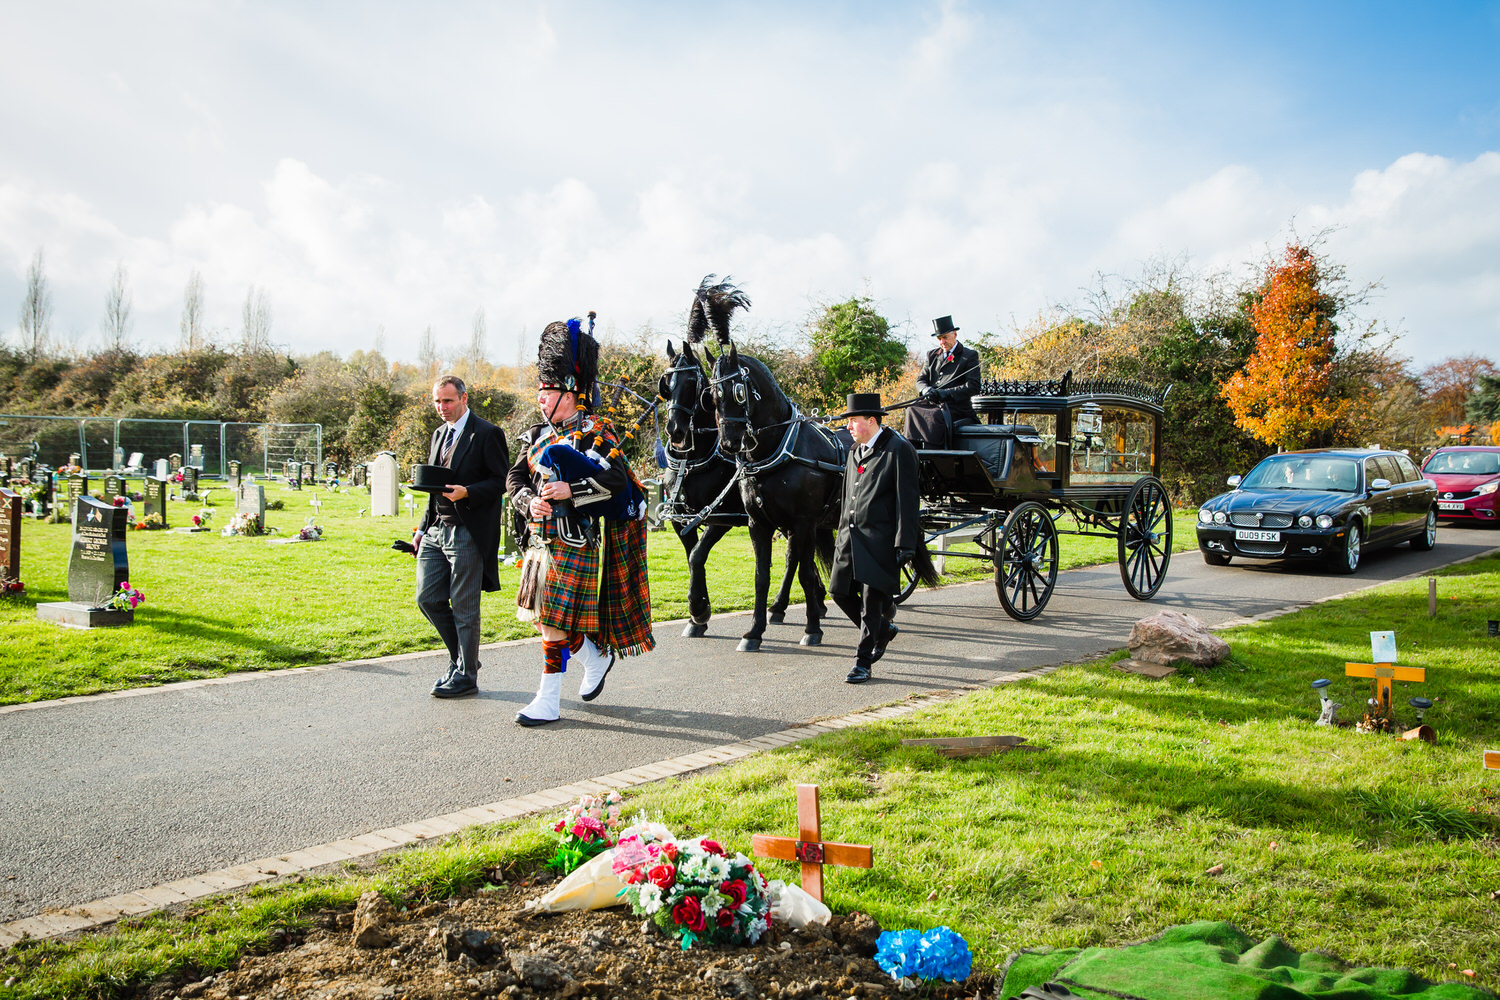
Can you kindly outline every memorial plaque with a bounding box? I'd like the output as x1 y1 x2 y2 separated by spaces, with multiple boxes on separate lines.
181 466 199 493
237 482 266 533
169 453 182 472
370 453 400 516
103 475 126 501
1 487 20 582
68 497 128 608
143 477 170 527
154 458 169 479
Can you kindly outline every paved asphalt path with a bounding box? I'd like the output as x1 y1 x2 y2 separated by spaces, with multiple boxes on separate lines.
2 528 1494 922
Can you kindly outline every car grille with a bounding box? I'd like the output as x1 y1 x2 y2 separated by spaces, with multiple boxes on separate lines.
1439 490 1477 500
1236 541 1287 556
1229 512 1294 528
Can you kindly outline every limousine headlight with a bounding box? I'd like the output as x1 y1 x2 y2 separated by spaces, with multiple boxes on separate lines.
1298 515 1313 527
1316 514 1334 529
1213 511 1227 525
1198 508 1211 523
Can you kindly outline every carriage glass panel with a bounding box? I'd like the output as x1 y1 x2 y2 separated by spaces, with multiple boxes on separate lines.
1001 412 1057 473
1068 405 1155 485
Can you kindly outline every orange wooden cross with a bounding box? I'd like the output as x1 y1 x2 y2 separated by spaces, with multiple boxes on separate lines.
1484 750 1500 770
1345 661 1425 724
751 783 872 903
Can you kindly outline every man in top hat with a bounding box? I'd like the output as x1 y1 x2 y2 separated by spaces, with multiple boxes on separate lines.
830 392 923 684
417 374 512 698
506 319 655 725
907 316 982 447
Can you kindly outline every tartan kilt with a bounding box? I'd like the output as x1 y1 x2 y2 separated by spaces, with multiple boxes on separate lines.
539 540 600 633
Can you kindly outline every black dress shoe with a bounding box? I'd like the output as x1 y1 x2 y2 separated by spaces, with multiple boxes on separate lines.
431 675 478 698
883 621 899 643
430 666 459 695
845 663 872 684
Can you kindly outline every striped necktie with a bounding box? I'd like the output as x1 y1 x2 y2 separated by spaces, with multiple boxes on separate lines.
440 426 458 467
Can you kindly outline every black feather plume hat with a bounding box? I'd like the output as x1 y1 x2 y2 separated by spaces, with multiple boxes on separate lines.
537 317 600 403
686 274 751 345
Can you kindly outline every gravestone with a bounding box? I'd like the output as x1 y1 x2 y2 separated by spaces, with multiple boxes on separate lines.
301 461 316 485
370 453 399 516
17 458 32 481
32 477 53 519
0 456 11 478
169 453 182 472
113 446 124 469
103 475 126 501
55 475 72 515
180 466 199 494
323 461 338 481
189 444 203 469
237 482 267 534
68 452 81 469
70 473 89 507
1 486 20 583
143 477 169 527
36 497 132 628
288 463 302 490
154 458 169 479
228 460 242 492
351 463 367 488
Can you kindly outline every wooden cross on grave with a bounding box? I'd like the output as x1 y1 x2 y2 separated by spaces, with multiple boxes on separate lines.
1484 750 1499 771
309 493 322 514
751 784 872 903
1345 660 1425 727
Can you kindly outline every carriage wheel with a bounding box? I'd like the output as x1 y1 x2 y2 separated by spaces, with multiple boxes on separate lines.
894 559 918 605
995 502 1058 621
1119 476 1173 600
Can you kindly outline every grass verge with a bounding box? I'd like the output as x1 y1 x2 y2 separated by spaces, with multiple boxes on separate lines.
0 485 1198 705
5 553 1497 998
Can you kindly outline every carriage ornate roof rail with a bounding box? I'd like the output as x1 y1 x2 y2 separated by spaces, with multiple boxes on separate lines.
976 369 1170 408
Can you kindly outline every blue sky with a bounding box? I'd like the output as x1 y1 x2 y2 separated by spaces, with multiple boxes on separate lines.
2 1 1497 368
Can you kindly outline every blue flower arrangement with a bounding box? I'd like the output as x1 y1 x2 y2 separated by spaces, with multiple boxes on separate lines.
874 925 973 982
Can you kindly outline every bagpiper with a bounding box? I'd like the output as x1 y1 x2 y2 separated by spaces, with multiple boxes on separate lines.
506 317 655 725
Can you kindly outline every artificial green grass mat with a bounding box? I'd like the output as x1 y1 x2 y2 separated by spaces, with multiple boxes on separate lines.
1000 921 1489 999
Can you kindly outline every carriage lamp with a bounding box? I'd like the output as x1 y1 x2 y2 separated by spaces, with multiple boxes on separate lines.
1298 515 1313 527
1409 696 1432 723
1213 511 1227 524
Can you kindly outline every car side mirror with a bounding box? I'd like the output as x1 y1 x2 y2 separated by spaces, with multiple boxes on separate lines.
1370 478 1392 492
1227 475 1242 488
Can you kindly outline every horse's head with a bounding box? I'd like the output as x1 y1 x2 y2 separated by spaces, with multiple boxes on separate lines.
710 343 759 456
660 340 709 452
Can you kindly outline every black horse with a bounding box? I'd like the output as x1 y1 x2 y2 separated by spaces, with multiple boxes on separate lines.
708 343 842 652
657 340 801 638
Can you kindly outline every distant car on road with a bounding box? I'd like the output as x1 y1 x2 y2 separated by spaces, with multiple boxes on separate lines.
1420 445 1500 526
1196 448 1438 574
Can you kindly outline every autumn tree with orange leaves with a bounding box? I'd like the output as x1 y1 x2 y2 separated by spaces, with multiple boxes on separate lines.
1222 244 1358 451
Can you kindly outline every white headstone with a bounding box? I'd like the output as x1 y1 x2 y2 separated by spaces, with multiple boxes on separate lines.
370 453 400 517
154 459 169 479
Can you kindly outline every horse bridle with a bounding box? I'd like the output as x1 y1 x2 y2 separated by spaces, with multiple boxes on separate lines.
710 357 760 454
661 353 718 450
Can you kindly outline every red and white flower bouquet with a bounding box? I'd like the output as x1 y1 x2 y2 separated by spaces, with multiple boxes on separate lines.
612 828 776 950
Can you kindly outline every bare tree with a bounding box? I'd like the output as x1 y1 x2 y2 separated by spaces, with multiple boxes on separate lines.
180 270 205 351
240 285 272 352
418 324 440 379
17 248 51 362
101 261 134 350
464 307 487 382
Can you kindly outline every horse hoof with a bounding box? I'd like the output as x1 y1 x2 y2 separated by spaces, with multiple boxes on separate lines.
800 632 823 647
682 622 708 638
768 613 785 626
737 638 761 653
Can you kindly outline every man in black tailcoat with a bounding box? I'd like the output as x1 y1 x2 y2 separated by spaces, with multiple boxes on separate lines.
416 374 511 698
906 315 982 446
830 393 922 684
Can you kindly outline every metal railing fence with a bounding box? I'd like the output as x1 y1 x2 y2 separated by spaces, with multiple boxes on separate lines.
0 414 321 477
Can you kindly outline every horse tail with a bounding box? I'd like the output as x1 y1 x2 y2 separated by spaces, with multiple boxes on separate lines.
815 527 835 577
912 541 942 589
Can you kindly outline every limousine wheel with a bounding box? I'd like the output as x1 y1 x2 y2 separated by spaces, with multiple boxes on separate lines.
1411 508 1437 551
1328 522 1362 575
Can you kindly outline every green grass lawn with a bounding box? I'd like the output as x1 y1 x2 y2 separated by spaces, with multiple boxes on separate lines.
4 554 1495 999
0 483 1198 705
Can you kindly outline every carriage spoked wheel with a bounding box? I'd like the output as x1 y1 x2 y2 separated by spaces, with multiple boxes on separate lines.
1118 475 1173 600
995 501 1059 621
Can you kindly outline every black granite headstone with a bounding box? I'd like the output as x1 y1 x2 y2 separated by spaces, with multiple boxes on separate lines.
169 453 182 472
143 477 169 527
352 464 367 488
228 460 242 492
103 475 126 500
301 462 316 485
69 497 128 608
181 466 199 493
1 486 20 582
70 473 89 506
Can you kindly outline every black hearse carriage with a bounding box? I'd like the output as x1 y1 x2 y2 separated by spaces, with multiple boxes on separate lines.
899 372 1173 621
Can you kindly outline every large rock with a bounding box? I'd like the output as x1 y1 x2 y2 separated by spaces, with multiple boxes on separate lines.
1128 610 1229 667
351 891 397 949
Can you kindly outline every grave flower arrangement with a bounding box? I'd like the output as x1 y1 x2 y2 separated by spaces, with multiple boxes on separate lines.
297 518 323 541
543 790 625 874
0 578 24 599
133 512 164 530
108 581 146 612
614 830 775 950
192 508 214 528
222 511 260 536
873 926 973 983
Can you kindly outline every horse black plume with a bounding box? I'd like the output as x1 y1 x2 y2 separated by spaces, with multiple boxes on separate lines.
686 274 751 345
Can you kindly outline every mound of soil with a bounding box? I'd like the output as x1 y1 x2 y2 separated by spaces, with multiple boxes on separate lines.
148 873 994 1000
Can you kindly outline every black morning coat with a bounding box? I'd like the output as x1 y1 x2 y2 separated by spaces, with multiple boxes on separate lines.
829 427 922 598
915 341 982 424
419 413 511 592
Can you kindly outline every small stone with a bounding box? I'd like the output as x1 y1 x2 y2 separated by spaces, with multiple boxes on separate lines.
352 890 397 949
1205 863 1225 875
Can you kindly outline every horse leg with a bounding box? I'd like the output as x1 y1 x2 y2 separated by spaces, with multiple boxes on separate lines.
768 543 797 626
796 528 826 645
738 520 773 652
682 523 729 638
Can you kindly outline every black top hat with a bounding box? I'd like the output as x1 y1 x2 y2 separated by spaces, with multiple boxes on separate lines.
841 392 888 418
410 464 451 493
932 315 959 337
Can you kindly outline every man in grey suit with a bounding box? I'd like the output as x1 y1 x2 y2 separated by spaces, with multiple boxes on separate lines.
829 393 923 685
416 375 510 698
